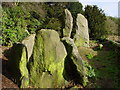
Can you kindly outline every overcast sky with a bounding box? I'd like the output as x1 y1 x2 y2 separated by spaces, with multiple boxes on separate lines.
79 0 120 17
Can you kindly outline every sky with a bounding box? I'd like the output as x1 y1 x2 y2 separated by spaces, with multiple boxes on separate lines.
79 0 120 17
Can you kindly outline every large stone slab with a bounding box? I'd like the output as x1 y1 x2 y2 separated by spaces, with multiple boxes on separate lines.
29 29 67 88
63 9 73 37
74 14 89 47
7 44 29 88
62 37 88 86
21 34 35 61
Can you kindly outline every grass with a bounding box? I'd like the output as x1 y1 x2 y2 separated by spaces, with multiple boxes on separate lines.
78 41 119 88
86 53 94 60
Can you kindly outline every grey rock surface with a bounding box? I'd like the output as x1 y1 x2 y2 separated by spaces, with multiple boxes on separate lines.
21 34 35 61
74 14 89 47
63 9 73 37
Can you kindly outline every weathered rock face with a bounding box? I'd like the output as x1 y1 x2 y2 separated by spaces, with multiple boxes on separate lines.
21 34 35 61
63 9 73 37
74 14 89 47
29 29 67 88
7 44 29 88
62 37 88 86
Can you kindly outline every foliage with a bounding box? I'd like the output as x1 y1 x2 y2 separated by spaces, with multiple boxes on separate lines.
2 2 84 45
44 2 66 18
43 2 84 38
83 60 95 78
86 53 94 60
97 44 103 50
108 16 119 24
2 7 28 46
26 11 44 33
2 4 44 46
105 17 118 35
84 5 107 40
43 2 67 37
45 18 61 35
118 18 120 35
66 2 83 19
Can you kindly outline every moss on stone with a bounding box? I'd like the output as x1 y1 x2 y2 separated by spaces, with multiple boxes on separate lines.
74 14 89 47
63 9 73 37
19 47 29 88
7 44 29 88
74 36 88 47
62 37 88 86
29 29 67 88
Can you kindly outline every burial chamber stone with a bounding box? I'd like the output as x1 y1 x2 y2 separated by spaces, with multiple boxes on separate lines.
74 14 89 47
7 44 29 88
29 29 67 88
62 37 88 86
21 34 35 61
63 9 73 37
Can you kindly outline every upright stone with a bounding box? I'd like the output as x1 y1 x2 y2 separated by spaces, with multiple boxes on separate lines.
7 44 29 88
74 14 89 47
62 37 88 86
63 9 73 37
21 34 35 61
29 29 67 88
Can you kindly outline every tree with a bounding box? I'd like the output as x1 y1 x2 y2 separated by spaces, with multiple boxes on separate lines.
66 2 83 19
105 17 118 35
43 2 83 38
2 7 29 46
43 2 67 37
84 5 107 39
118 18 120 35
2 4 44 46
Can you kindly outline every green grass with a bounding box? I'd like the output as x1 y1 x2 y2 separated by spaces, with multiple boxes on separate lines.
92 50 119 88
86 53 94 60
78 41 119 88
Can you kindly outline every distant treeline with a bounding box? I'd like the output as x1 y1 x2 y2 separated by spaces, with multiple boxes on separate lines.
1 1 120 46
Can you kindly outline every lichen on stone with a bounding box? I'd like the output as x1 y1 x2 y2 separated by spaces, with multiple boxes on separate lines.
62 37 88 86
29 29 67 88
7 44 29 88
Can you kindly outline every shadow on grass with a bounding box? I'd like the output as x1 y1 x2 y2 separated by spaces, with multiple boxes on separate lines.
87 42 120 88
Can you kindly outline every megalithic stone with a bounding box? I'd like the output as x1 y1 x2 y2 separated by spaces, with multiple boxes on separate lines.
7 44 29 88
63 9 73 37
29 29 67 88
21 34 36 61
62 37 88 86
74 14 89 47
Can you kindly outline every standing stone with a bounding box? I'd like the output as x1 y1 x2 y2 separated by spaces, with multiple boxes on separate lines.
29 29 67 88
63 9 73 37
7 44 29 88
74 14 89 47
62 37 88 86
21 34 36 61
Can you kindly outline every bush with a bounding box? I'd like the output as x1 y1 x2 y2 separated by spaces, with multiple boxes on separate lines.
105 17 118 35
84 5 107 40
2 7 29 46
26 11 45 33
83 60 95 78
86 53 94 60
2 5 44 46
